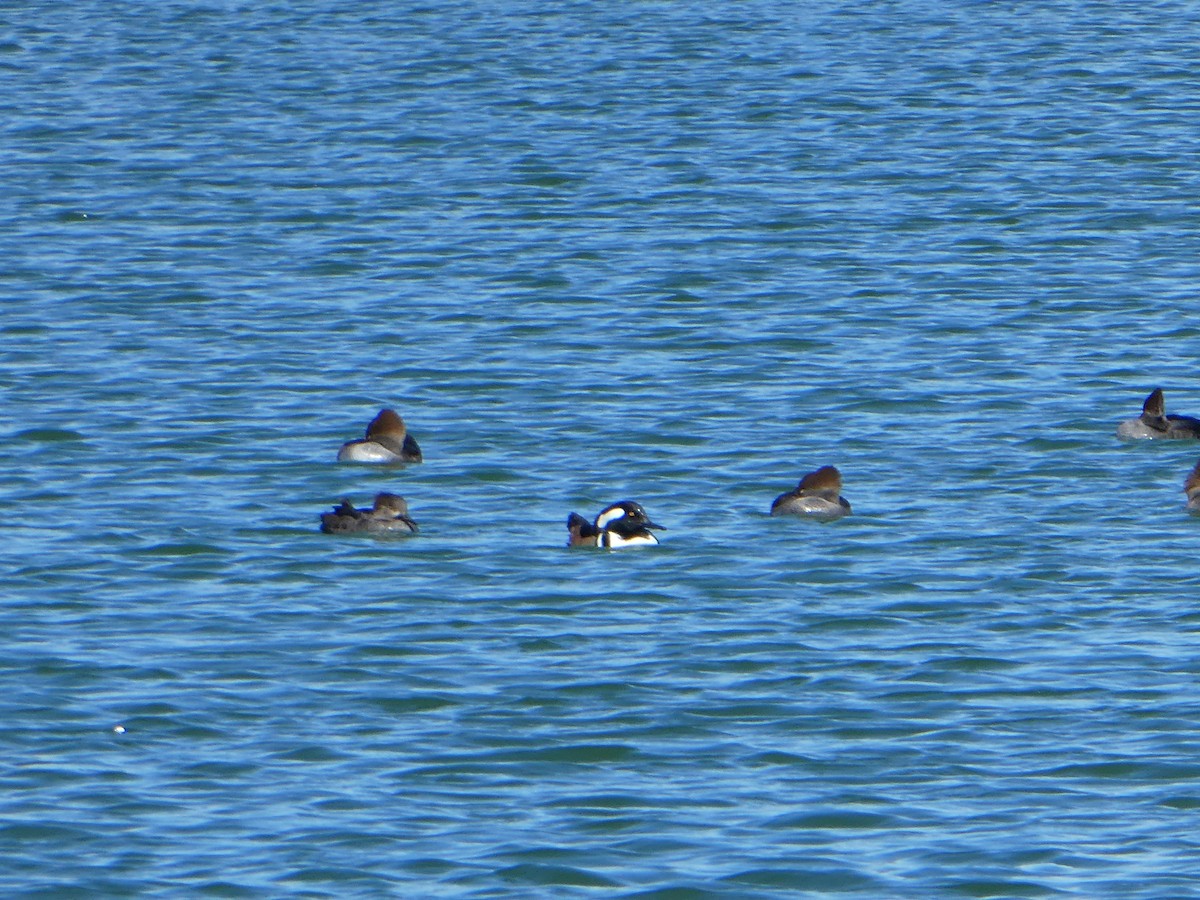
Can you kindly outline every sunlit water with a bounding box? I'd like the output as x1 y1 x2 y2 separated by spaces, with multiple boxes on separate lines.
5 2 1200 896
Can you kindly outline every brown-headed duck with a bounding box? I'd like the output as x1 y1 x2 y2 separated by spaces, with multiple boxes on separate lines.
1117 389 1200 440
771 465 851 520
320 492 418 534
337 409 423 463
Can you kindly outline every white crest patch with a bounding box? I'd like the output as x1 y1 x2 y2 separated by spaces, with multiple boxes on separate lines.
594 505 628 531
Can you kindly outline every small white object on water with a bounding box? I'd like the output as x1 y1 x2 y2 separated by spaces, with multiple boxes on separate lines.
112 724 126 734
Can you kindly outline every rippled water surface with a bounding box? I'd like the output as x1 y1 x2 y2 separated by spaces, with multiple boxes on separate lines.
6 1 1200 897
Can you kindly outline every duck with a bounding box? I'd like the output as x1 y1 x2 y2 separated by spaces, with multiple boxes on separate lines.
320 492 419 534
1184 460 1200 512
566 500 664 548
336 409 423 463
1117 388 1200 440
771 465 851 520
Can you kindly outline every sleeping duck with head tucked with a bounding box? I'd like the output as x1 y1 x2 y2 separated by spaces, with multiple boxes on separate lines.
1117 388 1200 440
320 492 419 535
771 465 851 520
337 408 423 463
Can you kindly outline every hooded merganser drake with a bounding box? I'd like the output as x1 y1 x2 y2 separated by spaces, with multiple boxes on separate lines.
1184 460 1200 512
566 500 665 549
771 465 851 520
1117 389 1200 440
320 492 419 534
336 409 423 463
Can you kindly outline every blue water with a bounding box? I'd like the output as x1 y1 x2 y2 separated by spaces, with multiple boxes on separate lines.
5 1 1200 896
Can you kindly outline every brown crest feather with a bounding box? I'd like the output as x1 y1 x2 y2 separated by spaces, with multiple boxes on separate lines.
372 492 409 515
365 408 406 440
797 465 842 494
1143 388 1165 419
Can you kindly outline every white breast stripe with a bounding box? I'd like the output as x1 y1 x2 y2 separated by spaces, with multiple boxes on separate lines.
604 532 659 549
